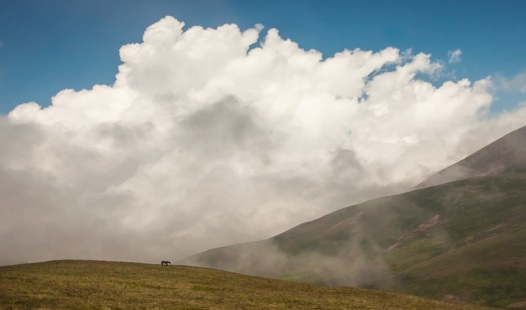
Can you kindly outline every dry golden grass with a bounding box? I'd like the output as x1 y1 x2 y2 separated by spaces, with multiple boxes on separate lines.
0 260 493 309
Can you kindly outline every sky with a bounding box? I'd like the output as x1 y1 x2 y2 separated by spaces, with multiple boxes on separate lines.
1 0 525 113
1 1 526 265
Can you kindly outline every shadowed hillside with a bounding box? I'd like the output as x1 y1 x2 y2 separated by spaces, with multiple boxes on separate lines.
0 260 490 309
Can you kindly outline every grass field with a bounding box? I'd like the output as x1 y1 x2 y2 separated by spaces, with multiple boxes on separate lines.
0 260 493 309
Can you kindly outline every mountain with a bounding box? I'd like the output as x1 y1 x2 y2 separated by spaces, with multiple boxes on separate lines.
417 126 526 188
182 126 526 308
0 260 490 309
182 175 526 307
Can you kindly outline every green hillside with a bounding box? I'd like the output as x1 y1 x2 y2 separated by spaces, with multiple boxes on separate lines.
0 260 491 309
183 174 526 308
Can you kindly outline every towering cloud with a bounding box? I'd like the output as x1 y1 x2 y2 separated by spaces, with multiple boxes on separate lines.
1 17 525 265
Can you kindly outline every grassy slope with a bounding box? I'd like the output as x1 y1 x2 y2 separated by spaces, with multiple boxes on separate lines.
184 174 526 307
394 228 526 307
0 260 491 310
386 175 526 307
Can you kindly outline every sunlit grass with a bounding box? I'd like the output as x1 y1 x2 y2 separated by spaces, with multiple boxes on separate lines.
0 260 491 309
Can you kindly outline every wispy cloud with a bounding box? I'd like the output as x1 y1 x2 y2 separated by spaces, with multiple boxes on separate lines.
448 49 462 63
496 71 526 93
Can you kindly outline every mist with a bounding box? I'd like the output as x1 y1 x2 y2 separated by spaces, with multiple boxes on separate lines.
1 16 526 266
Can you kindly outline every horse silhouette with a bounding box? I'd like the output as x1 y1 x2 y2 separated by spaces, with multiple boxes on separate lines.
161 260 171 266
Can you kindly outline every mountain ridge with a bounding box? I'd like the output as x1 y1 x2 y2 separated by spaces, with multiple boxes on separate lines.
181 125 526 308
417 126 526 188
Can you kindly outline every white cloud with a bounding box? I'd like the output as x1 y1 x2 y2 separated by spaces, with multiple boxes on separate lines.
448 49 462 63
1 16 525 265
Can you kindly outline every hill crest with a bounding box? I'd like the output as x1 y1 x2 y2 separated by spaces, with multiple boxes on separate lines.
0 260 490 309
417 125 526 188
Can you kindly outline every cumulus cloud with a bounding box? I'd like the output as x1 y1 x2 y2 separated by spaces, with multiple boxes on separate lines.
448 49 462 63
1 16 526 265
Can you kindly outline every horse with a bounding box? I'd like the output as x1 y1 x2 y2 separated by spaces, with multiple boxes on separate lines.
161 260 171 266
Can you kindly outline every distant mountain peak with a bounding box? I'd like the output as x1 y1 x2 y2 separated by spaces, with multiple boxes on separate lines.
417 125 526 188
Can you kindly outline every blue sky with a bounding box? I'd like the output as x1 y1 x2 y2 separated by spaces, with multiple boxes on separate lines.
0 0 525 114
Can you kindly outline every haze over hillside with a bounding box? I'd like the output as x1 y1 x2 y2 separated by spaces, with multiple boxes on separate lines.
418 125 526 188
182 127 526 308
